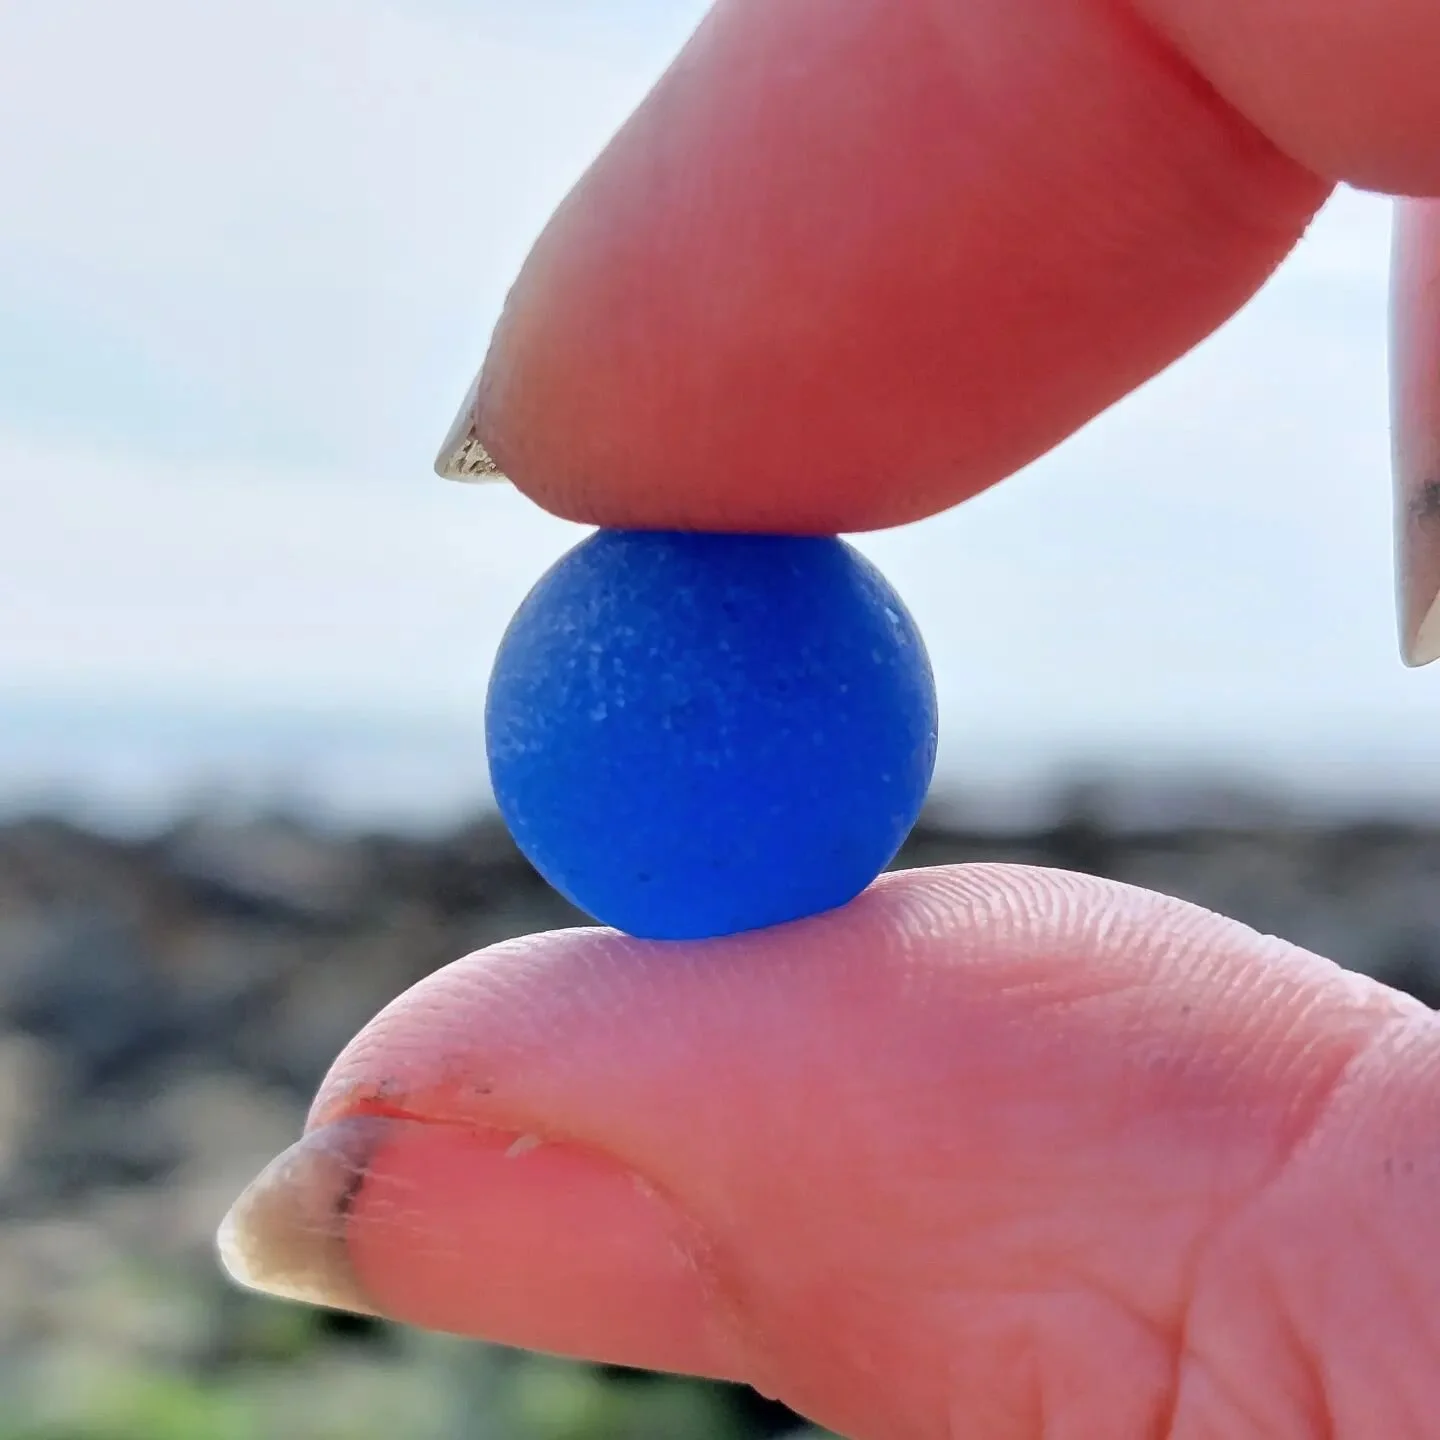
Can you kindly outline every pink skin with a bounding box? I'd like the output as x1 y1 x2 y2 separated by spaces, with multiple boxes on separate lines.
224 1 1440 1435
305 869 1438 1438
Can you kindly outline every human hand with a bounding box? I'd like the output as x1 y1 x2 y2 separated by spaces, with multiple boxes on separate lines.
222 3 1440 1437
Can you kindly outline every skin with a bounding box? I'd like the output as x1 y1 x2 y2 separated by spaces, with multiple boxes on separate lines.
221 2 1440 1436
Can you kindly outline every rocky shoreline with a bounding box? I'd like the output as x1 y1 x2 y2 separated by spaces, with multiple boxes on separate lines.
3 796 1438 1437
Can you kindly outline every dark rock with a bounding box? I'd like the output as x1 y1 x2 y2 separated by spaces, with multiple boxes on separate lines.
2 911 181 1091
161 816 372 927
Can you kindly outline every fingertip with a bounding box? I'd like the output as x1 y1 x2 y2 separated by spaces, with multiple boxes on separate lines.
468 0 1319 533
1391 198 1440 667
221 1115 740 1377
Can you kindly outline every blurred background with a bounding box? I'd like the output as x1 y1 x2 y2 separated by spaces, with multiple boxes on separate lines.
3 1 1440 1437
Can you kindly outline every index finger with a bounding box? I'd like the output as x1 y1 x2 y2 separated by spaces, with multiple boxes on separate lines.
442 0 1440 534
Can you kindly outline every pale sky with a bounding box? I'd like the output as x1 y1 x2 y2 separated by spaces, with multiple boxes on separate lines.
4 0 1440 824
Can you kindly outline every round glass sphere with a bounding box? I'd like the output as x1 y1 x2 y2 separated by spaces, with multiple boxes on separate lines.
486 530 938 940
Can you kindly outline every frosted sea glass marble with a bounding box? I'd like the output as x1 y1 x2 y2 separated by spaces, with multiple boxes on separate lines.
486 530 938 940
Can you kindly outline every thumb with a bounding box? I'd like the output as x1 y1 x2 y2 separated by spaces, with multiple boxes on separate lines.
220 866 1439 1440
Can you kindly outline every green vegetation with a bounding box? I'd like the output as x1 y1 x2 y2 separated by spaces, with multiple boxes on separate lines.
0 1289 831 1440
0 1258 829 1440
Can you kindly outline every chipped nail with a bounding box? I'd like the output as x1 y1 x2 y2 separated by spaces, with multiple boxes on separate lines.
217 1116 393 1315
434 369 508 483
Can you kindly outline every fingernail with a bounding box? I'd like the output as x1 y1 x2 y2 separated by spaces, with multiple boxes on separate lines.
434 368 509 484
217 1114 737 1375
1392 199 1440 667
217 1115 388 1315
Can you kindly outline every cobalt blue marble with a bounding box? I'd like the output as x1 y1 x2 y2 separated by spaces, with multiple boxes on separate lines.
486 530 938 940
